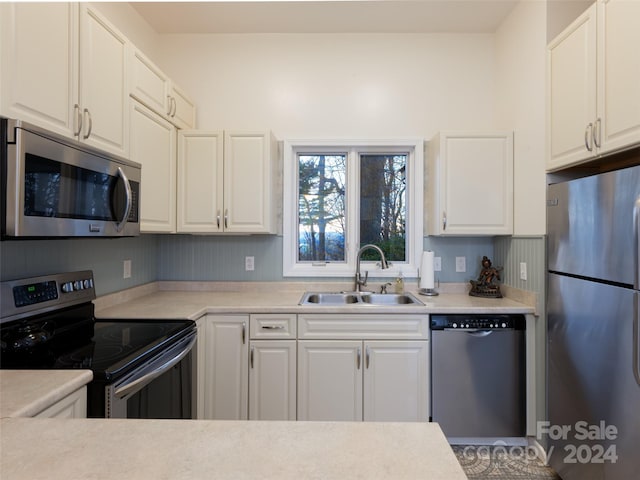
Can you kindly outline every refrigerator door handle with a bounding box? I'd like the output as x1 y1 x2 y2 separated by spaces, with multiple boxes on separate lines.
635 195 640 290
635 294 640 387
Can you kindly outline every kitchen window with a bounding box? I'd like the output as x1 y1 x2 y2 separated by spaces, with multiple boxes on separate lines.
283 139 423 278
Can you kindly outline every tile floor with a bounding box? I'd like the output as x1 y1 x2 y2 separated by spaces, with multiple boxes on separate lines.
452 445 562 480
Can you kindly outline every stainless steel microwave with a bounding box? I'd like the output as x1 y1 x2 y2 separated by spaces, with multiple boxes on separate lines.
1 118 140 238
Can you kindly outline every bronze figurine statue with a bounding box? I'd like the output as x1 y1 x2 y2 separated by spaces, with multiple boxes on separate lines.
469 256 503 298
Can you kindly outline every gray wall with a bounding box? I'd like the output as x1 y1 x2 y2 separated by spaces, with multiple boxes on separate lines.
0 235 158 296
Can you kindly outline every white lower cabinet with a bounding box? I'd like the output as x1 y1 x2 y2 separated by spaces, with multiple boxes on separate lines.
249 340 296 420
34 387 87 418
198 315 249 420
297 314 430 422
198 313 429 422
298 340 429 422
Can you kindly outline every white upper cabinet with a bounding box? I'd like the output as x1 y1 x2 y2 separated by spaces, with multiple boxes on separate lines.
130 48 196 130
176 131 278 234
0 2 78 137
547 0 640 171
223 132 278 234
130 101 177 233
78 5 129 157
0 4 129 158
427 131 514 236
177 131 223 233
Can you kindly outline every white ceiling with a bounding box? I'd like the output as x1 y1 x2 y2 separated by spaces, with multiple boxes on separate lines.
130 0 520 34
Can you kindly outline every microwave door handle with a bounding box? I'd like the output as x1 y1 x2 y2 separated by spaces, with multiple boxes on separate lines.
114 334 196 399
114 167 133 232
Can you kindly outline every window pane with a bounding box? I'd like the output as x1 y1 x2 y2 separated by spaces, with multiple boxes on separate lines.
359 154 407 262
298 154 346 262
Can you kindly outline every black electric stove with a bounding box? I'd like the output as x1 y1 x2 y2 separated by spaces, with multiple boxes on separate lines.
1 271 196 418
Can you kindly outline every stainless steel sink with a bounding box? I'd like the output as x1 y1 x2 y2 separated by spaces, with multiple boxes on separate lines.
299 291 423 306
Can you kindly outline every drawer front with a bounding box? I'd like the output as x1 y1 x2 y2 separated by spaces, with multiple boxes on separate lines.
298 314 429 340
250 314 297 339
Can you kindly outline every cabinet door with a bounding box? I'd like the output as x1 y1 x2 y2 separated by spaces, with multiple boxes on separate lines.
429 132 513 235
130 101 177 233
201 316 249 420
34 387 87 419
177 131 224 233
297 340 362 421
363 341 429 422
249 340 296 420
597 0 640 154
79 5 129 157
223 132 276 234
0 2 78 137
130 48 169 117
547 4 597 170
169 83 196 130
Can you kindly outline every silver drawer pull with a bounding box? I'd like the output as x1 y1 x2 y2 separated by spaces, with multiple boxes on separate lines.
262 325 285 330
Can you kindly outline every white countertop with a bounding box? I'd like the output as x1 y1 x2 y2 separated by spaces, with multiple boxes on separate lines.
0 418 467 480
95 281 535 320
0 370 93 418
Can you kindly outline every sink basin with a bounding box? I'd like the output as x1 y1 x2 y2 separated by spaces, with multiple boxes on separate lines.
302 293 360 305
360 293 421 305
299 292 423 306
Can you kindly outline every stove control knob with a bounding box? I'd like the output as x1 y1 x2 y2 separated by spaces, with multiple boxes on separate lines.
465 324 470 328
83 279 91 289
502 323 507 328
74 281 83 290
452 323 458 328
61 282 72 293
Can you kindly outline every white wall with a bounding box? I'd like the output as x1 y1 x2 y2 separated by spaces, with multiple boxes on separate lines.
495 0 547 235
157 33 497 139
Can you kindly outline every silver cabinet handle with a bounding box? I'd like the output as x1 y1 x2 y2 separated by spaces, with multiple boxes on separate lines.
224 209 229 229
584 123 593 151
442 212 447 231
242 322 246 344
166 95 173 116
262 325 285 330
365 345 370 369
216 210 221 229
171 96 177 117
593 117 602 149
250 346 254 369
83 108 92 140
356 346 361 370
73 104 83 136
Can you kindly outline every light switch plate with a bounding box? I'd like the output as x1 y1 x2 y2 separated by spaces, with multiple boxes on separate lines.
455 256 466 273
520 262 527 281
434 257 442 272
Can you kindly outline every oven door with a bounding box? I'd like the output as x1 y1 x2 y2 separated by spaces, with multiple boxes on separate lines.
103 330 196 419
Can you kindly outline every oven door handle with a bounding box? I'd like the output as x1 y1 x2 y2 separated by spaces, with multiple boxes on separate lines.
114 333 196 399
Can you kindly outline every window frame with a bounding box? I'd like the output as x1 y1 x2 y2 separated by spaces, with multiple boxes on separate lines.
283 139 423 278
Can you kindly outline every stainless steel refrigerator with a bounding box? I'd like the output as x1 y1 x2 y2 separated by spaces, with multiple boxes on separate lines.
547 164 640 480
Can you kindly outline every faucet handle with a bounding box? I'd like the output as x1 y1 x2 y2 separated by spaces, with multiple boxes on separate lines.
380 282 393 294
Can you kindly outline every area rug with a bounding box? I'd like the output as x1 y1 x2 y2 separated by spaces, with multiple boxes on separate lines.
452 445 562 479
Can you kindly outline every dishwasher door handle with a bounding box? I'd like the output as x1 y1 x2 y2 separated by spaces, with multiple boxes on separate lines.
442 328 494 337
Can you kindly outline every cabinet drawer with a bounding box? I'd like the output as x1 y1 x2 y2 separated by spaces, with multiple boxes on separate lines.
298 314 429 340
250 314 297 339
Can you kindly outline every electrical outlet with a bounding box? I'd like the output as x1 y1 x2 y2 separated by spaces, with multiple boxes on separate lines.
245 256 255 271
123 259 132 279
434 257 442 272
520 262 528 281
455 256 466 273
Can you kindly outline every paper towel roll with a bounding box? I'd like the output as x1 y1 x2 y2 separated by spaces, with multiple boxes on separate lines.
420 251 435 289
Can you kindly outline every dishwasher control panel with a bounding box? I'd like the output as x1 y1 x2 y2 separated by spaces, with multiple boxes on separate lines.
430 314 525 330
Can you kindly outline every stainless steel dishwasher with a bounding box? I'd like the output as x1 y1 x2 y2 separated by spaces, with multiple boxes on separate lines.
430 314 526 440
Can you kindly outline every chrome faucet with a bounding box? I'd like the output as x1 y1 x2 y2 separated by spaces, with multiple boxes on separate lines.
354 244 389 292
